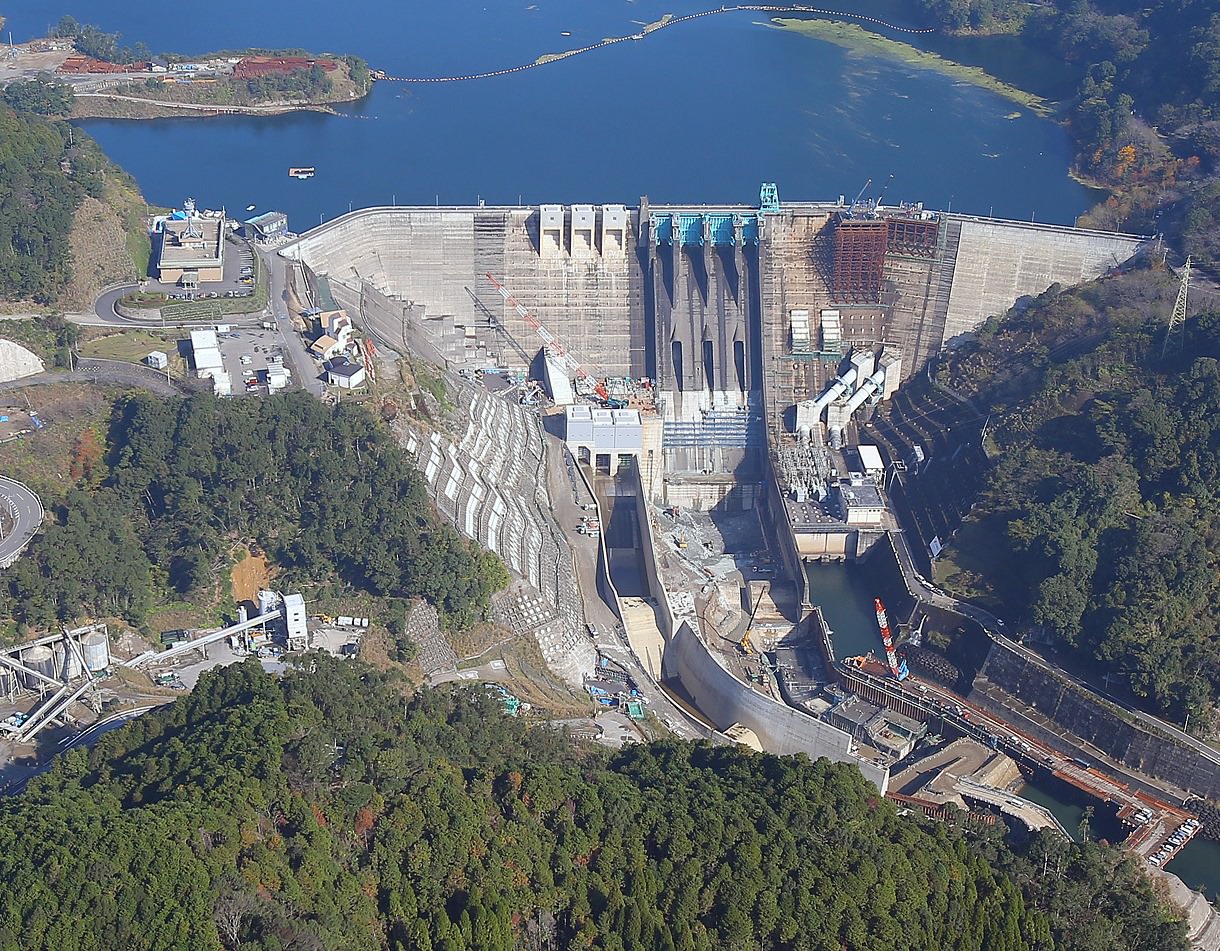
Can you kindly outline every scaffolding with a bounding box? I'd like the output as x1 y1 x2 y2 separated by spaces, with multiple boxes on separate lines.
830 215 888 303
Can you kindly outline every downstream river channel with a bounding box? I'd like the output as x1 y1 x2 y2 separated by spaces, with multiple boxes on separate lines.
807 562 1220 898
4 0 1099 224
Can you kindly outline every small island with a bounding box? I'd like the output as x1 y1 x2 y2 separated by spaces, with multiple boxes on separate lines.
0 17 373 120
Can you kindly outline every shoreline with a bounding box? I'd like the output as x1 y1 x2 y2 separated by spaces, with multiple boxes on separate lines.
68 91 362 120
770 17 1051 117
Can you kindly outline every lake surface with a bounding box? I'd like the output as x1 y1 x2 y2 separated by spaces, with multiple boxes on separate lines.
3 1 1098 226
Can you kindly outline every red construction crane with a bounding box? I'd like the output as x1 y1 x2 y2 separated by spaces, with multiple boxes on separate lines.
875 598 909 681
485 272 609 402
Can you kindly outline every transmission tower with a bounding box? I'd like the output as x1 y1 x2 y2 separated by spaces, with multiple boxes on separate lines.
1162 256 1192 357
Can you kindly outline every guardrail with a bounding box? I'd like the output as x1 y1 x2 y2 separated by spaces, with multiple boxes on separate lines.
0 476 43 569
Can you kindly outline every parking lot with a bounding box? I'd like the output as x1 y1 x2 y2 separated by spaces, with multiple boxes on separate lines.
155 234 258 302
213 327 289 396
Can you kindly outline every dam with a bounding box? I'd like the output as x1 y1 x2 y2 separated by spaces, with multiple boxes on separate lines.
281 189 1147 790
285 191 1143 555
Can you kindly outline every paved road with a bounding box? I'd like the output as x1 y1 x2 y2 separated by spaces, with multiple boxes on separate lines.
72 257 322 398
261 249 325 397
889 529 1220 768
0 703 171 797
0 477 42 569
0 365 189 397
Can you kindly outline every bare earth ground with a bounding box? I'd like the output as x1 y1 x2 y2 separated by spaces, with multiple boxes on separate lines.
230 547 275 603
58 196 138 310
0 383 113 500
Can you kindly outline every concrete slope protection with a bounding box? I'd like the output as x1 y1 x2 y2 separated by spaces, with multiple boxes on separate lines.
0 477 42 569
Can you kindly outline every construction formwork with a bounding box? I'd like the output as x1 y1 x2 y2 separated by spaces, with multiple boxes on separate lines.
829 215 889 303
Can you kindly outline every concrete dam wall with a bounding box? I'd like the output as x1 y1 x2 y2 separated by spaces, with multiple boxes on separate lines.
284 206 642 378
663 621 890 793
283 204 1147 401
942 218 1145 343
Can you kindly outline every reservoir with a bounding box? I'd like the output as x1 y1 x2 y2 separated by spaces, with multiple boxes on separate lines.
4 0 1098 225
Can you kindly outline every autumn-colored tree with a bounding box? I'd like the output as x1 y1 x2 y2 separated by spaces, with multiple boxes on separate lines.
69 428 104 484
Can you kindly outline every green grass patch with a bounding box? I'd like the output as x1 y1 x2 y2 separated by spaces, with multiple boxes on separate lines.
771 18 1049 116
412 362 450 408
79 328 186 365
119 291 168 309
147 600 226 633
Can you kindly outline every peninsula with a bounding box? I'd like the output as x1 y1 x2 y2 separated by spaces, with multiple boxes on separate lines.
0 17 373 119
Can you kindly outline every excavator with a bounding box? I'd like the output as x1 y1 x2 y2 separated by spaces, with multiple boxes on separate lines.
738 583 768 656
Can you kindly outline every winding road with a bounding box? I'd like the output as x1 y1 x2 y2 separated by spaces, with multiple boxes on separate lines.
0 477 43 570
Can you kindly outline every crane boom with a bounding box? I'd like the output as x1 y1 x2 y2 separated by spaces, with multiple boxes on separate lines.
465 287 534 366
485 273 609 401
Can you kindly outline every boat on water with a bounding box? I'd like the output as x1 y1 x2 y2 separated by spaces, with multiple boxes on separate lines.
245 203 256 212
288 167 316 180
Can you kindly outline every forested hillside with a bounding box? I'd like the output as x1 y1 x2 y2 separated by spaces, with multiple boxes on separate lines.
937 268 1220 726
0 658 1186 951
0 105 109 302
911 0 1220 258
0 392 506 631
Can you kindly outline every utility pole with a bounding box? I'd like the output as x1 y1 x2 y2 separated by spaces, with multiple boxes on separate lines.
1162 256 1191 357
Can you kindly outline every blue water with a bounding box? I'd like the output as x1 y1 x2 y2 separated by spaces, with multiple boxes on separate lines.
1167 835 1220 901
2 1 1096 226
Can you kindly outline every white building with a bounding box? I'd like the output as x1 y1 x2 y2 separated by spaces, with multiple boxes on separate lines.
189 329 230 394
144 350 169 370
315 310 353 348
563 404 642 474
208 370 232 397
265 365 290 392
309 334 344 361
834 480 885 526
326 357 366 389
855 444 885 483
282 593 308 650
190 329 222 375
